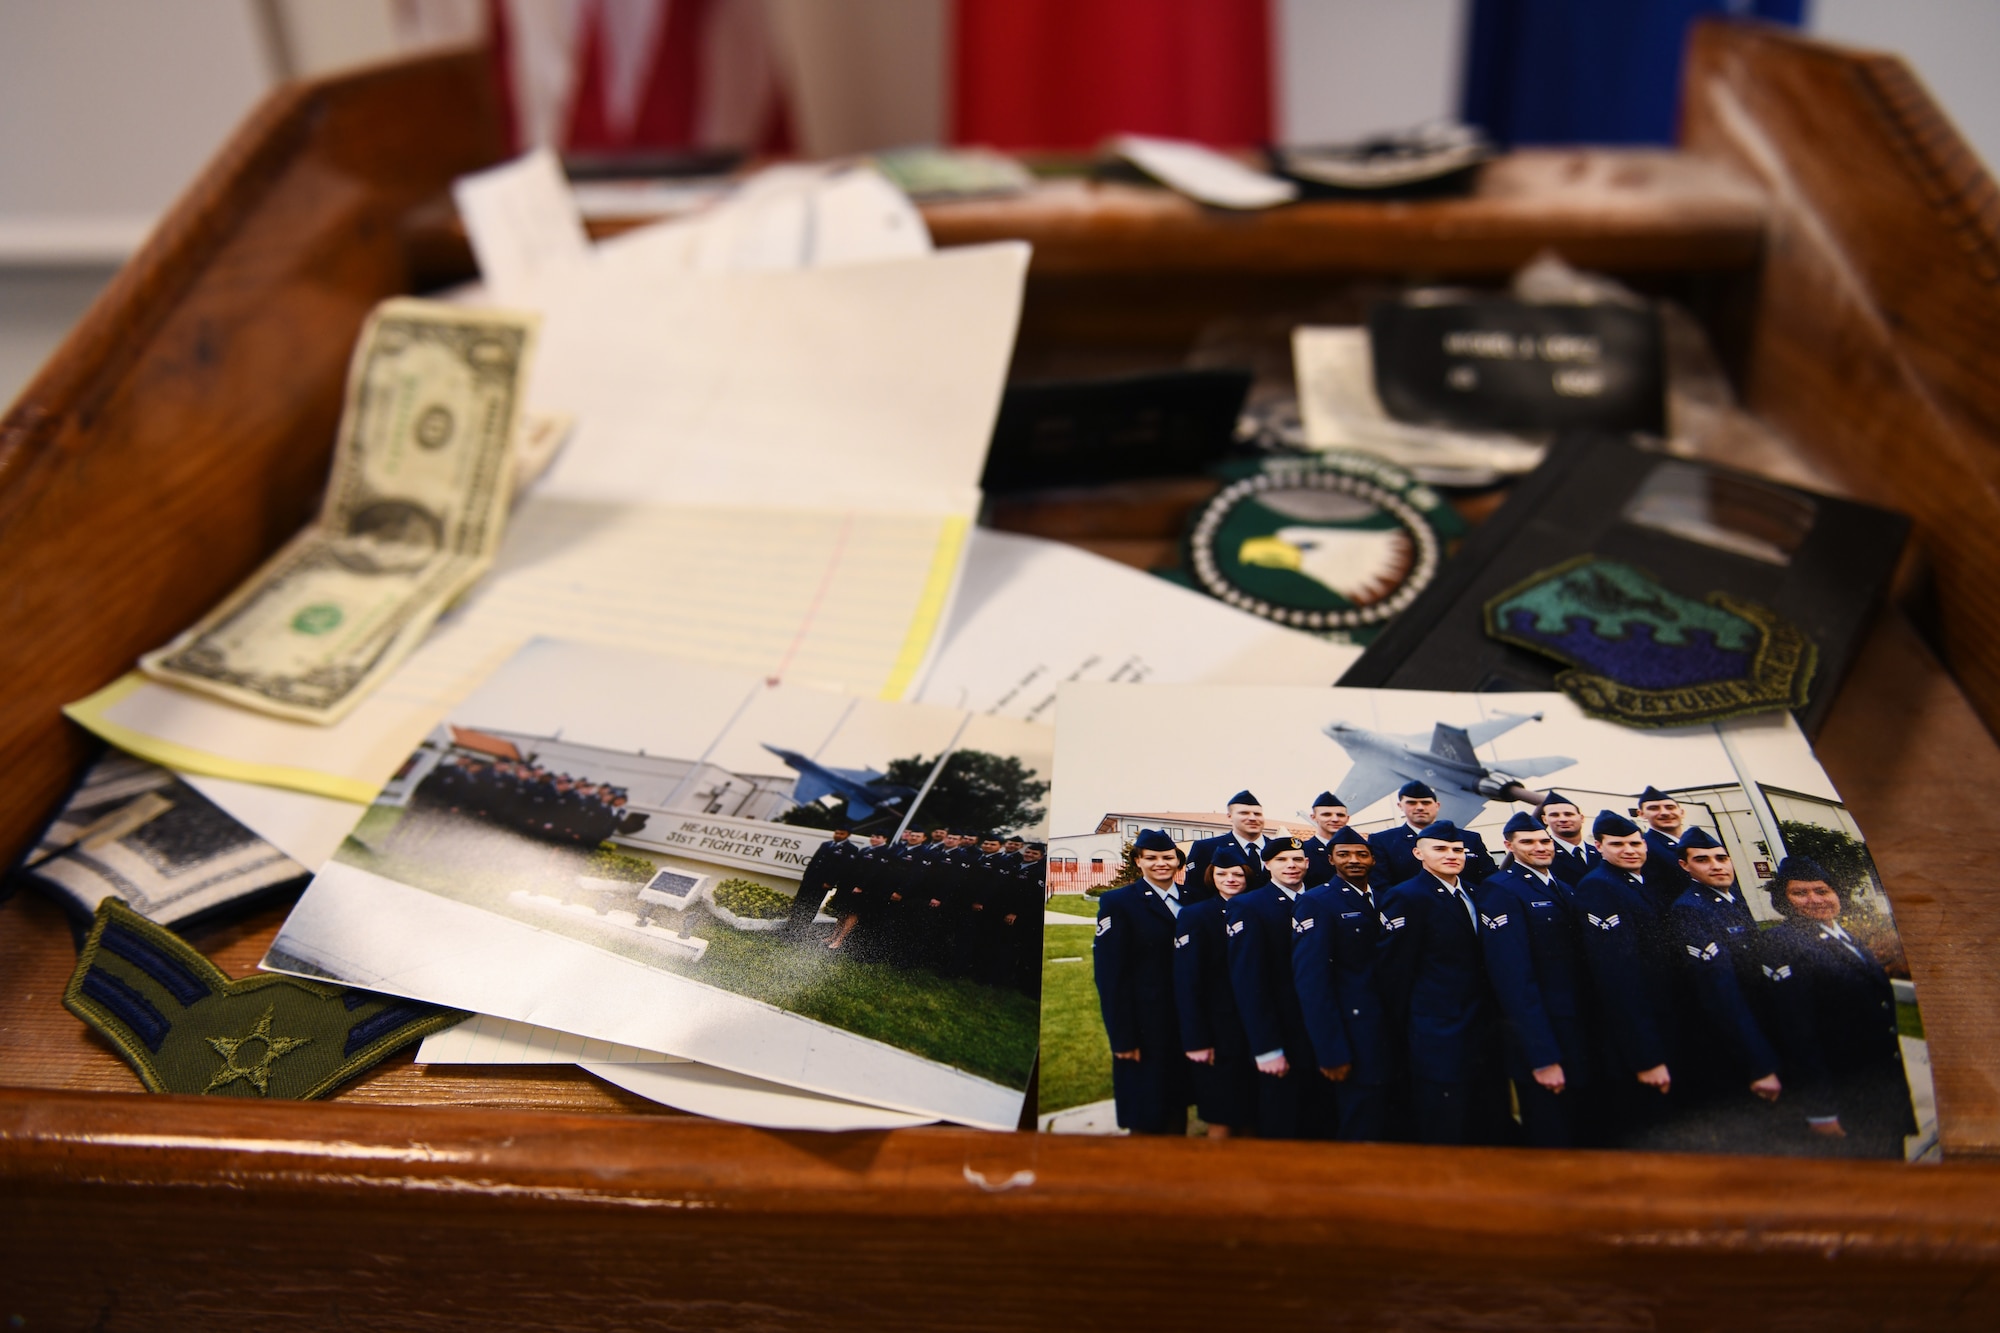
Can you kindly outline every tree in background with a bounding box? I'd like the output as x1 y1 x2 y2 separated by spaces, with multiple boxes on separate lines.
777 749 1047 837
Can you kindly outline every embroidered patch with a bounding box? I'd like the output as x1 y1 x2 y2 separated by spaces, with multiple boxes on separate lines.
1480 912 1509 930
1226 920 1245 937
63 898 463 1099
1177 454 1461 644
1174 933 1190 949
1483 555 1817 727
1587 912 1621 930
1095 917 1112 937
1294 916 1315 933
1380 914 1407 931
1686 941 1721 962
1762 963 1793 981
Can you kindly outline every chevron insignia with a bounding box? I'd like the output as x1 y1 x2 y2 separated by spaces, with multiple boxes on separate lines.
1587 912 1620 930
1095 917 1111 936
1763 963 1793 981
1481 913 1508 930
63 898 462 1099
1226 920 1244 936
1686 941 1721 962
1380 914 1407 932
1293 916 1314 933
1174 933 1190 948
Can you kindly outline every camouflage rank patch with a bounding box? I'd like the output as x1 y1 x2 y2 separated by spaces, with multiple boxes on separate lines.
1483 555 1816 728
64 898 464 1098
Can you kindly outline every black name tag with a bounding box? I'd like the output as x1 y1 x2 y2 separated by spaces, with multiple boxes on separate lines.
1369 298 1665 434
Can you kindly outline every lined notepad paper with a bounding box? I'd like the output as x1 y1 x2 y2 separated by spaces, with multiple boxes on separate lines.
69 500 968 801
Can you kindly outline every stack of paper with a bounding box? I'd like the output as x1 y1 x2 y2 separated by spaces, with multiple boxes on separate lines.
56 151 1364 1131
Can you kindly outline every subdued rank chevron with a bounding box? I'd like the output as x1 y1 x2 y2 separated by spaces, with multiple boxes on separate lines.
63 899 463 1099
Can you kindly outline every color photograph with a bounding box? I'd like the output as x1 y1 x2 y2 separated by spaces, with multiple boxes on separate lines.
1039 682 1935 1159
265 638 1050 1129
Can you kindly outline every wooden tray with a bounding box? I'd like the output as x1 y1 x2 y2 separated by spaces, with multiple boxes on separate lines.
4 22 2000 1328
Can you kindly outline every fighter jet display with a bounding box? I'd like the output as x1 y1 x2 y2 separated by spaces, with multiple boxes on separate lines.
1323 711 1575 827
760 744 918 822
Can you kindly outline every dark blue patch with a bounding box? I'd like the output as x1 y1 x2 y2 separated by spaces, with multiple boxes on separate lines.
343 1001 433 1057
99 922 212 1008
81 968 172 1052
1501 610 1751 689
342 990 372 1011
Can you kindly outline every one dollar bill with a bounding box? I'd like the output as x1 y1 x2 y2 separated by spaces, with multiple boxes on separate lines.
141 299 539 724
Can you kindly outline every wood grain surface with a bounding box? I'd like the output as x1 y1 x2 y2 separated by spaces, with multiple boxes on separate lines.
1683 21 2000 739
5 22 2000 1329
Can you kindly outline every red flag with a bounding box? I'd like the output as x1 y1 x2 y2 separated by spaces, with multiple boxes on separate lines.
953 0 1274 150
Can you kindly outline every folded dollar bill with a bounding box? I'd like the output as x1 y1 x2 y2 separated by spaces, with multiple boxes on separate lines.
140 299 538 723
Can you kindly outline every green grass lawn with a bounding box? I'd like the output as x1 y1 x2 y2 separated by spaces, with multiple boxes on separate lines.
1037 921 1111 1116
1044 894 1098 918
1897 999 1925 1041
335 807 1037 1089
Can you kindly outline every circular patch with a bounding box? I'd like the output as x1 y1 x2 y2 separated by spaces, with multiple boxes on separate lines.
291 603 344 635
1187 459 1447 635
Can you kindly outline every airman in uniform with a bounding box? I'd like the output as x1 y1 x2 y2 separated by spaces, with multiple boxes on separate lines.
1093 827 1190 1135
792 826 857 929
1757 855 1916 1157
1476 812 1595 1147
1174 843 1260 1137
1186 790 1270 902
1668 827 1783 1150
1291 826 1392 1141
1535 791 1598 885
1227 836 1327 1138
1367 782 1500 888
1572 811 1678 1145
1636 786 1694 909
1375 821 1508 1145
1301 791 1350 887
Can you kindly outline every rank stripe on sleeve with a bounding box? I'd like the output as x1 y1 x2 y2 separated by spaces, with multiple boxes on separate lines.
64 898 465 1100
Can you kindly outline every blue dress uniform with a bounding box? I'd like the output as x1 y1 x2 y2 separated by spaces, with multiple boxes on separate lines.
1093 862 1189 1136
1668 854 1780 1111
1367 823 1501 888
1546 837 1599 886
1641 827 1694 910
792 834 857 927
1291 859 1391 1140
1475 860 1595 1148
1226 872 1325 1139
1299 791 1347 887
1758 899 1916 1159
1172 892 1259 1132
1570 821 1680 1146
1373 827 1506 1145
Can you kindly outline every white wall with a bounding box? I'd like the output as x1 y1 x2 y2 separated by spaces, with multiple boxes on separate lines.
1809 0 2000 174
0 0 272 262
1275 0 1468 144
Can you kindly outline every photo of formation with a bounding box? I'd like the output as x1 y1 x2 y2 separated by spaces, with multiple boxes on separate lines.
1040 682 1934 1159
266 640 1050 1127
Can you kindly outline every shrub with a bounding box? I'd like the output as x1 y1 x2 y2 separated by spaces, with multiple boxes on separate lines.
585 847 655 883
712 878 794 920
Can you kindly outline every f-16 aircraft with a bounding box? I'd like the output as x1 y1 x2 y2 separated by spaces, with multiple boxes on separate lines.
761 744 918 821
1323 711 1575 827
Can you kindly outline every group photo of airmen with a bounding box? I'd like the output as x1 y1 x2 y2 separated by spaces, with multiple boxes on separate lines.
1092 783 1916 1157
788 825 1046 996
411 753 651 846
